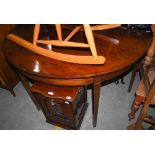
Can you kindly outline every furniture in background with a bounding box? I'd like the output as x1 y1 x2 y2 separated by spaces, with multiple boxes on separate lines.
128 24 155 129
4 25 152 127
31 82 88 129
128 24 155 119
0 24 19 96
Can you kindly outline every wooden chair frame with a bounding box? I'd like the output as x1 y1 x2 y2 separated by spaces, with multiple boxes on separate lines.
135 80 155 129
7 24 121 64
128 25 155 121
128 66 155 130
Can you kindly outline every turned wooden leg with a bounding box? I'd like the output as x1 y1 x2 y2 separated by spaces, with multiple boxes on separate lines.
128 95 144 120
92 80 101 127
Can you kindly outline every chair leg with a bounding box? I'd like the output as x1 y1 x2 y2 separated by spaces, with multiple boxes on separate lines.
134 81 155 129
127 123 144 130
83 24 98 58
33 24 40 46
128 95 144 120
127 95 145 130
134 102 150 129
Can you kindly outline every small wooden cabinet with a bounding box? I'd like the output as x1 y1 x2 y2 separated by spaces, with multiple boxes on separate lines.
31 82 88 129
0 24 19 96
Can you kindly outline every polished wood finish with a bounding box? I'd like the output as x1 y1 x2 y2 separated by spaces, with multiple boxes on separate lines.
31 82 88 129
64 25 82 41
31 82 82 102
91 24 121 31
3 25 152 127
0 24 19 96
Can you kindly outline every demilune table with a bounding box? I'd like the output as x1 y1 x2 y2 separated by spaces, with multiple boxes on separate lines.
3 25 151 127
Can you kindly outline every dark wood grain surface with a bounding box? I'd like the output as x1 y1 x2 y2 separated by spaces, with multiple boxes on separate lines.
3 25 151 79
0 24 19 96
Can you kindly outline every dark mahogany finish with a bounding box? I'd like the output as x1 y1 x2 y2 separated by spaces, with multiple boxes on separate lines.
3 25 152 127
31 83 88 129
0 24 19 96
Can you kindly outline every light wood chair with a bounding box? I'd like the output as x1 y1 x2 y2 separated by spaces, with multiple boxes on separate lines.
128 24 155 129
128 24 155 119
128 65 155 129
7 24 121 65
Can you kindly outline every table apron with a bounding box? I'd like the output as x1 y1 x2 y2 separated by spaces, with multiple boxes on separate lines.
21 66 132 86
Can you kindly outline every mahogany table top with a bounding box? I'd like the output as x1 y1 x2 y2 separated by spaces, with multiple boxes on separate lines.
4 25 151 80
